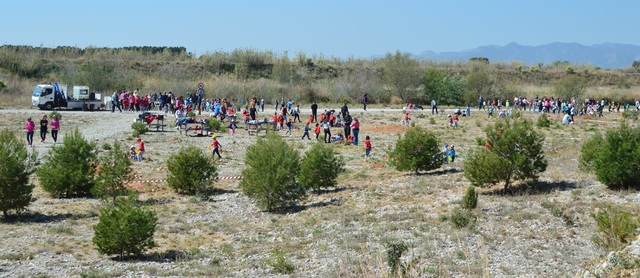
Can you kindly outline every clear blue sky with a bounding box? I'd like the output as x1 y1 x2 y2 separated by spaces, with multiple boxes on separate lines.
2 0 638 58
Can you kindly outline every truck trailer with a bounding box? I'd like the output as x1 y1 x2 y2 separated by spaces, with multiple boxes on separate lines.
31 83 102 111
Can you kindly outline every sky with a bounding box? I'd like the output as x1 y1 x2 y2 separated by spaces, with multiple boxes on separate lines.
2 0 639 58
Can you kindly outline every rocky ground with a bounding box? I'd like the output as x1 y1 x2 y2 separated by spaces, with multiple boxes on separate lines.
0 106 637 277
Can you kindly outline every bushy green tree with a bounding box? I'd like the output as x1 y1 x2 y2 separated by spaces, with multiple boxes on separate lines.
579 124 640 189
298 143 345 193
92 142 135 203
552 75 587 102
464 117 547 191
166 145 217 196
37 128 97 197
461 186 478 210
0 129 38 217
422 69 467 105
240 133 305 211
381 50 422 102
388 127 442 175
93 199 157 260
131 121 148 137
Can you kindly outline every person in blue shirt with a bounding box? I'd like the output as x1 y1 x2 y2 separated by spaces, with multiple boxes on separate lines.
449 145 456 163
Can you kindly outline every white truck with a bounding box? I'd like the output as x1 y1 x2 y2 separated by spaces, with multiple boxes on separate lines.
31 83 103 111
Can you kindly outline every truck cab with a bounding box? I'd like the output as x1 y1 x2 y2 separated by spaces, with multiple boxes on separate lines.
32 84 68 110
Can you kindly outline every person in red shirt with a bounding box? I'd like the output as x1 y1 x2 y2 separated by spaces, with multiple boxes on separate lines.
365 135 372 159
136 137 145 162
210 135 222 158
329 113 336 126
404 112 410 126
272 113 278 130
313 123 321 140
278 114 285 130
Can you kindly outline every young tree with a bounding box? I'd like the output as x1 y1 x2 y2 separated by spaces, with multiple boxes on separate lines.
93 199 157 260
92 141 135 203
240 133 305 211
37 128 98 197
552 75 587 102
298 143 345 193
388 127 443 175
166 145 218 196
0 129 38 217
464 117 547 191
579 123 640 189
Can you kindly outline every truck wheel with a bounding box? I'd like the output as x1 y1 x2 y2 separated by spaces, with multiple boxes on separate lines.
89 104 95 111
44 103 53 110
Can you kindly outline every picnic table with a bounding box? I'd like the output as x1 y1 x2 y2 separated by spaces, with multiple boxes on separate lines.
136 113 167 131
245 120 271 136
176 118 211 136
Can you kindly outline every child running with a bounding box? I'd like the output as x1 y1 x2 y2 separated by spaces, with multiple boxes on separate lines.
365 135 372 159
210 135 222 159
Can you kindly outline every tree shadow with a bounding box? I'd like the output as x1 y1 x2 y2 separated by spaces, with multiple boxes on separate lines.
309 187 349 195
481 180 578 196
114 249 200 262
1 211 96 224
268 198 345 215
410 168 462 176
137 198 175 206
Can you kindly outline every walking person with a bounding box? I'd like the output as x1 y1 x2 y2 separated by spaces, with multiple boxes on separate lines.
50 115 60 144
362 94 368 111
350 117 360 146
25 117 35 147
343 111 352 142
40 115 49 143
210 135 222 159
111 92 122 113
301 121 311 140
314 123 321 141
431 99 438 115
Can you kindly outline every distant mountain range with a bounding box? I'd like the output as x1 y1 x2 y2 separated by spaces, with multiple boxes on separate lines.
417 42 640 69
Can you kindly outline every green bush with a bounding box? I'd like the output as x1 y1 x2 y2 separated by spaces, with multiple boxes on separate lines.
93 199 157 260
166 145 217 196
461 186 478 210
131 121 148 137
622 109 638 121
267 250 295 274
592 205 640 251
450 208 471 228
0 129 38 217
187 111 196 117
37 128 98 197
298 143 345 193
579 124 640 189
92 142 135 203
385 241 408 276
464 117 547 191
207 117 227 132
536 113 551 128
240 133 305 211
388 127 442 174
48 111 62 121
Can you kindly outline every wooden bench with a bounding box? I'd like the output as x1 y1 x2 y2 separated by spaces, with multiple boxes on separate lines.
178 122 210 136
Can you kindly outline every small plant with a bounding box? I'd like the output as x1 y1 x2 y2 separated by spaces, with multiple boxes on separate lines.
187 111 196 117
49 111 62 121
388 127 442 175
131 121 148 137
102 143 112 150
93 199 157 260
461 186 478 210
267 250 295 274
450 208 471 228
92 142 135 203
536 113 551 128
0 129 38 217
166 145 218 196
622 109 638 121
385 241 408 276
415 113 426 119
298 143 345 193
207 117 227 132
592 205 640 251
429 118 436 125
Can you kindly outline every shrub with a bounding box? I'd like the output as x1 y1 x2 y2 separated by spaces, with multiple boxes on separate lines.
37 128 97 197
207 117 227 132
450 208 471 228
0 129 38 217
131 121 148 137
464 117 547 191
48 111 62 121
388 127 442 175
385 241 408 276
187 111 196 117
93 199 157 260
592 205 640 251
622 109 638 121
461 186 478 210
298 143 345 193
579 124 640 189
536 113 551 128
166 145 217 196
92 142 135 203
429 118 436 125
267 250 295 274
240 133 305 211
